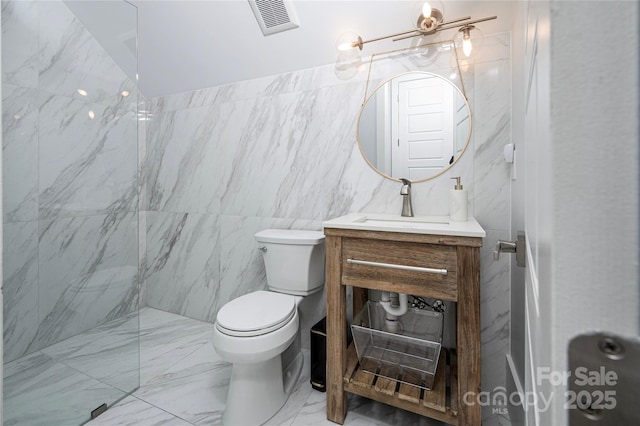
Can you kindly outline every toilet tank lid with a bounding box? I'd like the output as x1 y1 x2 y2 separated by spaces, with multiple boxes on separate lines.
255 229 325 245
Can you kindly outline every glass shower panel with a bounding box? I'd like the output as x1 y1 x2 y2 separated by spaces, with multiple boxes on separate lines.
2 0 139 424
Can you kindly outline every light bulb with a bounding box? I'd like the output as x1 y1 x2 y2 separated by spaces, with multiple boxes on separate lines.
458 26 474 58
422 1 432 18
463 36 472 57
337 41 354 52
336 32 361 52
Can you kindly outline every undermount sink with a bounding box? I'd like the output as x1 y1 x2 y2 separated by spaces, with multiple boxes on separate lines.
323 213 486 238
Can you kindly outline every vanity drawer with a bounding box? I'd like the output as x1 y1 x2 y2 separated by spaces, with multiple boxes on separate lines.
341 237 458 300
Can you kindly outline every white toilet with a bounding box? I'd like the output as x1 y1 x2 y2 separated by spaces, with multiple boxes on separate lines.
212 229 325 425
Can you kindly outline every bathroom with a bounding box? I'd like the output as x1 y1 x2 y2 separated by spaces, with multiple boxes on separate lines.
1 1 638 425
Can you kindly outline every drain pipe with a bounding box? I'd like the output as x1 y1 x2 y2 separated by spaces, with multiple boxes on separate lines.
380 291 408 333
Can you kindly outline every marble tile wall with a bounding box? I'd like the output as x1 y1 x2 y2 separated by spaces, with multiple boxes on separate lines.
145 33 512 425
2 0 139 362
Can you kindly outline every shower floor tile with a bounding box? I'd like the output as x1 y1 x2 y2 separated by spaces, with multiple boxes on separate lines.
41 312 140 392
3 351 127 426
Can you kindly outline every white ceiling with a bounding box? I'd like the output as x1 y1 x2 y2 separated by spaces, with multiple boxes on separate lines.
73 1 517 99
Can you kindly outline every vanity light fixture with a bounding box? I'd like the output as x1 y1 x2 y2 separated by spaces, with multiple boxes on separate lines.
340 1 496 55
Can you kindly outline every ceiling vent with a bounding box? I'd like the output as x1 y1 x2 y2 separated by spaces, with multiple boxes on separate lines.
248 0 300 36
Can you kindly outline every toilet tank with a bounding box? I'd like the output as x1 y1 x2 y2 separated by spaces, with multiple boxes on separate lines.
255 229 325 296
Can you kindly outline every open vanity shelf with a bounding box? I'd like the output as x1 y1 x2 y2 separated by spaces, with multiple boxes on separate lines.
344 344 460 423
323 217 484 426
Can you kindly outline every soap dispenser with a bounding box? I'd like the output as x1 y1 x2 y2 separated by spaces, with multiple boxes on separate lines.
449 177 468 222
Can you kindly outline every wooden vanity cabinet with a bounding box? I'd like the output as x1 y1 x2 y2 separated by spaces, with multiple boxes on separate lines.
324 227 482 426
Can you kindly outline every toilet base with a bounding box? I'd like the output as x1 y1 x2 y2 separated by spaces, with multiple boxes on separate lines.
223 356 287 425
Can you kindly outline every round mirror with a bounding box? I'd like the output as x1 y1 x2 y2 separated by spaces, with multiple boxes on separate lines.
357 71 472 182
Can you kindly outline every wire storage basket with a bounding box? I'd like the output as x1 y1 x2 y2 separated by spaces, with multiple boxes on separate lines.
351 301 443 390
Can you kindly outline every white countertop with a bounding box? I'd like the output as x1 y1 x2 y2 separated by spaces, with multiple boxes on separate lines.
323 213 486 238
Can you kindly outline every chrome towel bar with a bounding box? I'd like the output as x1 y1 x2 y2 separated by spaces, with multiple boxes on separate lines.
346 258 447 275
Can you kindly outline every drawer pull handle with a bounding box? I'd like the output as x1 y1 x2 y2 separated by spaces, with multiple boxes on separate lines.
346 258 448 275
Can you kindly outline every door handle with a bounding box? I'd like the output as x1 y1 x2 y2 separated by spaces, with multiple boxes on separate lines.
493 232 526 267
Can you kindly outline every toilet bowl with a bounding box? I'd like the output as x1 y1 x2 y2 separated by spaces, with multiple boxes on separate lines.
213 291 300 364
211 229 325 425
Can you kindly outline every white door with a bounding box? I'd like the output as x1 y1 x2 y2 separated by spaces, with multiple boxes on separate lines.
391 75 453 180
522 4 553 423
512 2 639 426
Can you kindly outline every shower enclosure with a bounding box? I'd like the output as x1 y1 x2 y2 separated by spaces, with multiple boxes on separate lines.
2 0 139 424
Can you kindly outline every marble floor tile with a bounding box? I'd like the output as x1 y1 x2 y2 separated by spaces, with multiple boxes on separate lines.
138 307 217 385
90 395 192 426
291 389 446 426
133 341 231 426
4 306 511 426
3 351 127 426
41 312 140 393
263 351 313 426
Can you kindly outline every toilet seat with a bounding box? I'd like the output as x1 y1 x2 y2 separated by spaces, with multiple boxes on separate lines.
216 290 296 337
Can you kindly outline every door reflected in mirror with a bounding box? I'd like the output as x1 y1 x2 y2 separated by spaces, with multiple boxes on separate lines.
357 71 471 182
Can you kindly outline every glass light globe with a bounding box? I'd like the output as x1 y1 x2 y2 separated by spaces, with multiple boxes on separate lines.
409 34 443 68
335 32 362 80
455 25 484 60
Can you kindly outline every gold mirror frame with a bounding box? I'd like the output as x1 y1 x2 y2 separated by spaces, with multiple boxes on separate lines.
356 39 472 183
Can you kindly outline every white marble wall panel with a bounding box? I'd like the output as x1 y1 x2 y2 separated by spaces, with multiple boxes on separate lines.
218 92 323 218
138 96 149 307
35 212 138 348
138 96 149 212
480 230 511 425
147 66 338 113
470 55 512 425
145 212 220 322
472 59 512 230
1 0 38 89
37 1 134 105
217 215 269 312
146 104 229 214
219 87 356 219
2 83 39 222
473 32 511 64
3 221 39 362
138 210 148 308
38 92 138 219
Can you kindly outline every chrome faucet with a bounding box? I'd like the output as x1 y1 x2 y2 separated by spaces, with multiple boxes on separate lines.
400 178 414 217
